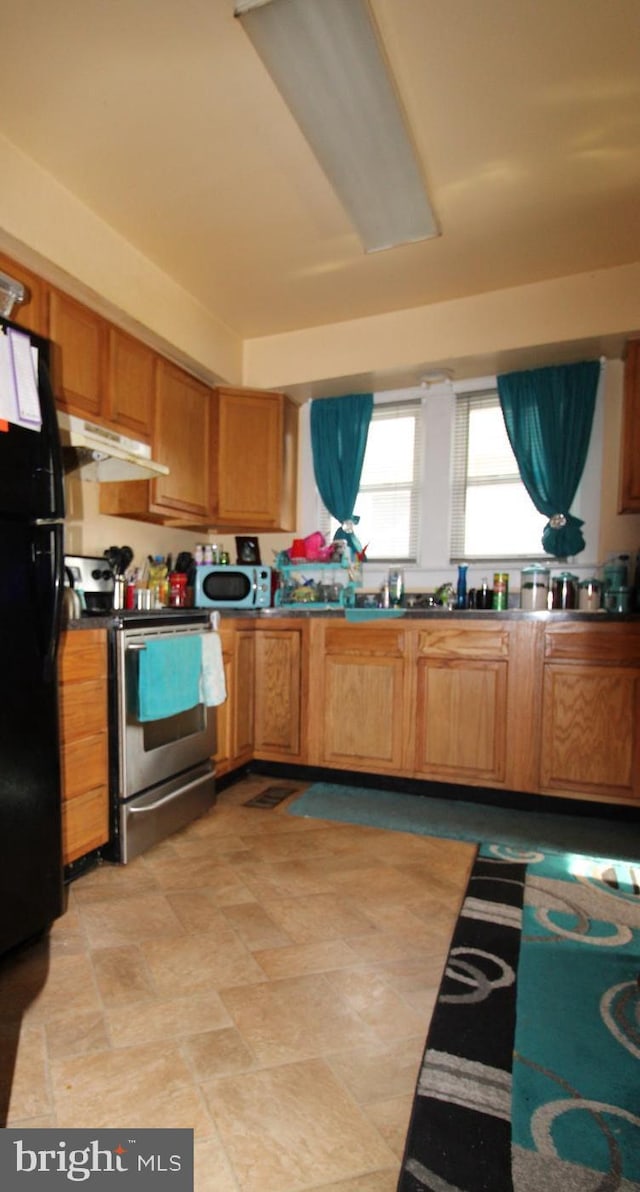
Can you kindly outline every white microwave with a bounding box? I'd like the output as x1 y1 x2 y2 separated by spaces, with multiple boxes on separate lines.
194 565 271 609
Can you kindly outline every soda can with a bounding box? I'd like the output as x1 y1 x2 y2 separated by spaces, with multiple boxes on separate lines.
492 572 509 610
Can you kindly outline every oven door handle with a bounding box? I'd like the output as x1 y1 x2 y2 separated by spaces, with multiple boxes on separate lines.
128 772 212 814
126 642 147 652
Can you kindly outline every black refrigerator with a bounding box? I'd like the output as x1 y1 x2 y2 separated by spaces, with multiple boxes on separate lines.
0 315 65 956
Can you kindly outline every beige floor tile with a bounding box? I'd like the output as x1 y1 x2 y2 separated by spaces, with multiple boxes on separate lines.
325 1036 424 1105
2 948 102 1025
202 1058 396 1192
106 991 232 1048
50 1043 214 1136
182 1025 256 1082
166 889 256 938
3 1023 50 1122
45 1011 110 1060
305 1173 399 1192
91 945 156 1006
364 1094 414 1159
253 938 357 980
259 892 379 944
220 973 378 1066
141 931 267 997
0 773 472 1188
323 968 429 1042
69 857 159 902
220 903 293 950
75 891 185 949
236 859 336 900
194 1133 241 1192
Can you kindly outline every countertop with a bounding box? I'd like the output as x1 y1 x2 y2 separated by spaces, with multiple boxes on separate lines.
62 607 640 629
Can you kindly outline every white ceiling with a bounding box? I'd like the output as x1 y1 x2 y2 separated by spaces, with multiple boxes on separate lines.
1 0 639 344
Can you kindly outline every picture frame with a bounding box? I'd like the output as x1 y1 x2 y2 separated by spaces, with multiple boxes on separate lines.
235 535 261 565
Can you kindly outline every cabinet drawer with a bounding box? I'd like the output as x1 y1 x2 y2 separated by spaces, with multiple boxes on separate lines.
59 679 107 744
416 622 510 660
62 786 109 864
60 734 108 802
60 630 107 683
544 622 640 664
324 624 405 656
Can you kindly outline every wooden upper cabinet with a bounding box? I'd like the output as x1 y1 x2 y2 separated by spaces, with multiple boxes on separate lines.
49 288 107 417
105 326 154 441
150 359 213 520
0 251 48 336
212 387 298 531
619 338 640 512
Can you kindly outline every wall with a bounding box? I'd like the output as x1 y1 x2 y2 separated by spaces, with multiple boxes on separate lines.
598 359 640 560
0 134 243 388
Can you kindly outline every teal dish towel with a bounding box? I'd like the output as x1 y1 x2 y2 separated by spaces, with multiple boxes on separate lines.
137 635 202 721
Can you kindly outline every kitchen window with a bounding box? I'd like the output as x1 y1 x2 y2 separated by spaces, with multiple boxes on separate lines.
450 389 547 560
320 398 423 562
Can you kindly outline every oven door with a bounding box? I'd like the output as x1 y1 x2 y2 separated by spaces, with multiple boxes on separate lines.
116 624 216 799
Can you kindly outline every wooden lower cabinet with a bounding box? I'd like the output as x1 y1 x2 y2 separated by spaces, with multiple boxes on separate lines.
254 621 306 762
218 613 640 809
310 623 406 773
58 629 109 864
214 624 255 777
540 622 640 803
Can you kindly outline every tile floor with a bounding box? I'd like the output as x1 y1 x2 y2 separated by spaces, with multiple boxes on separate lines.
0 775 475 1191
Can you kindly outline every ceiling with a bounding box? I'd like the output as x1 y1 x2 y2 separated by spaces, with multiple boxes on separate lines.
1 0 639 346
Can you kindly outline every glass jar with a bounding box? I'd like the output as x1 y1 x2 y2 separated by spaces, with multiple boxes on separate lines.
551 571 578 610
520 564 550 611
578 578 602 612
603 586 631 614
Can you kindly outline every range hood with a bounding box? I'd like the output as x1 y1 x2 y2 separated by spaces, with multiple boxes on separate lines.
57 412 170 482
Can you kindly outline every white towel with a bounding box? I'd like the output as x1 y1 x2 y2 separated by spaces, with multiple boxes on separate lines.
199 632 227 706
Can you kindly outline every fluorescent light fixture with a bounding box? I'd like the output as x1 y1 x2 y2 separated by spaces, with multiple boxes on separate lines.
235 0 439 253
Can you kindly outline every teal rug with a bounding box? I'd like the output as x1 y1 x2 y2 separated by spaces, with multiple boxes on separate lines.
398 847 640 1190
287 783 640 863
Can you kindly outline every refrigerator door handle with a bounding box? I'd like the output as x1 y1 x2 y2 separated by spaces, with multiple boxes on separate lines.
38 521 64 681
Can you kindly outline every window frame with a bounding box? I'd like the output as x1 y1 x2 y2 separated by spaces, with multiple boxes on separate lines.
450 386 549 562
300 369 604 588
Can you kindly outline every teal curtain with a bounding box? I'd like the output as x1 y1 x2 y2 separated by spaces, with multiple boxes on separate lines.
497 360 600 557
310 393 373 555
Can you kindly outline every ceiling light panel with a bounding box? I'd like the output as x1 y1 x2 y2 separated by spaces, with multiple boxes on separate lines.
235 0 439 253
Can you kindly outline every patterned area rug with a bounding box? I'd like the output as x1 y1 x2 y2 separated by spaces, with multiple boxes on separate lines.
398 845 640 1191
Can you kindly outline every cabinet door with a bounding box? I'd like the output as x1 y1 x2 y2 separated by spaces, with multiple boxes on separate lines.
49 289 107 417
105 326 155 440
214 388 298 530
58 630 109 864
412 622 510 785
254 625 304 760
541 663 640 801
414 658 507 782
0 251 48 336
319 626 405 772
151 359 213 519
619 338 640 512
